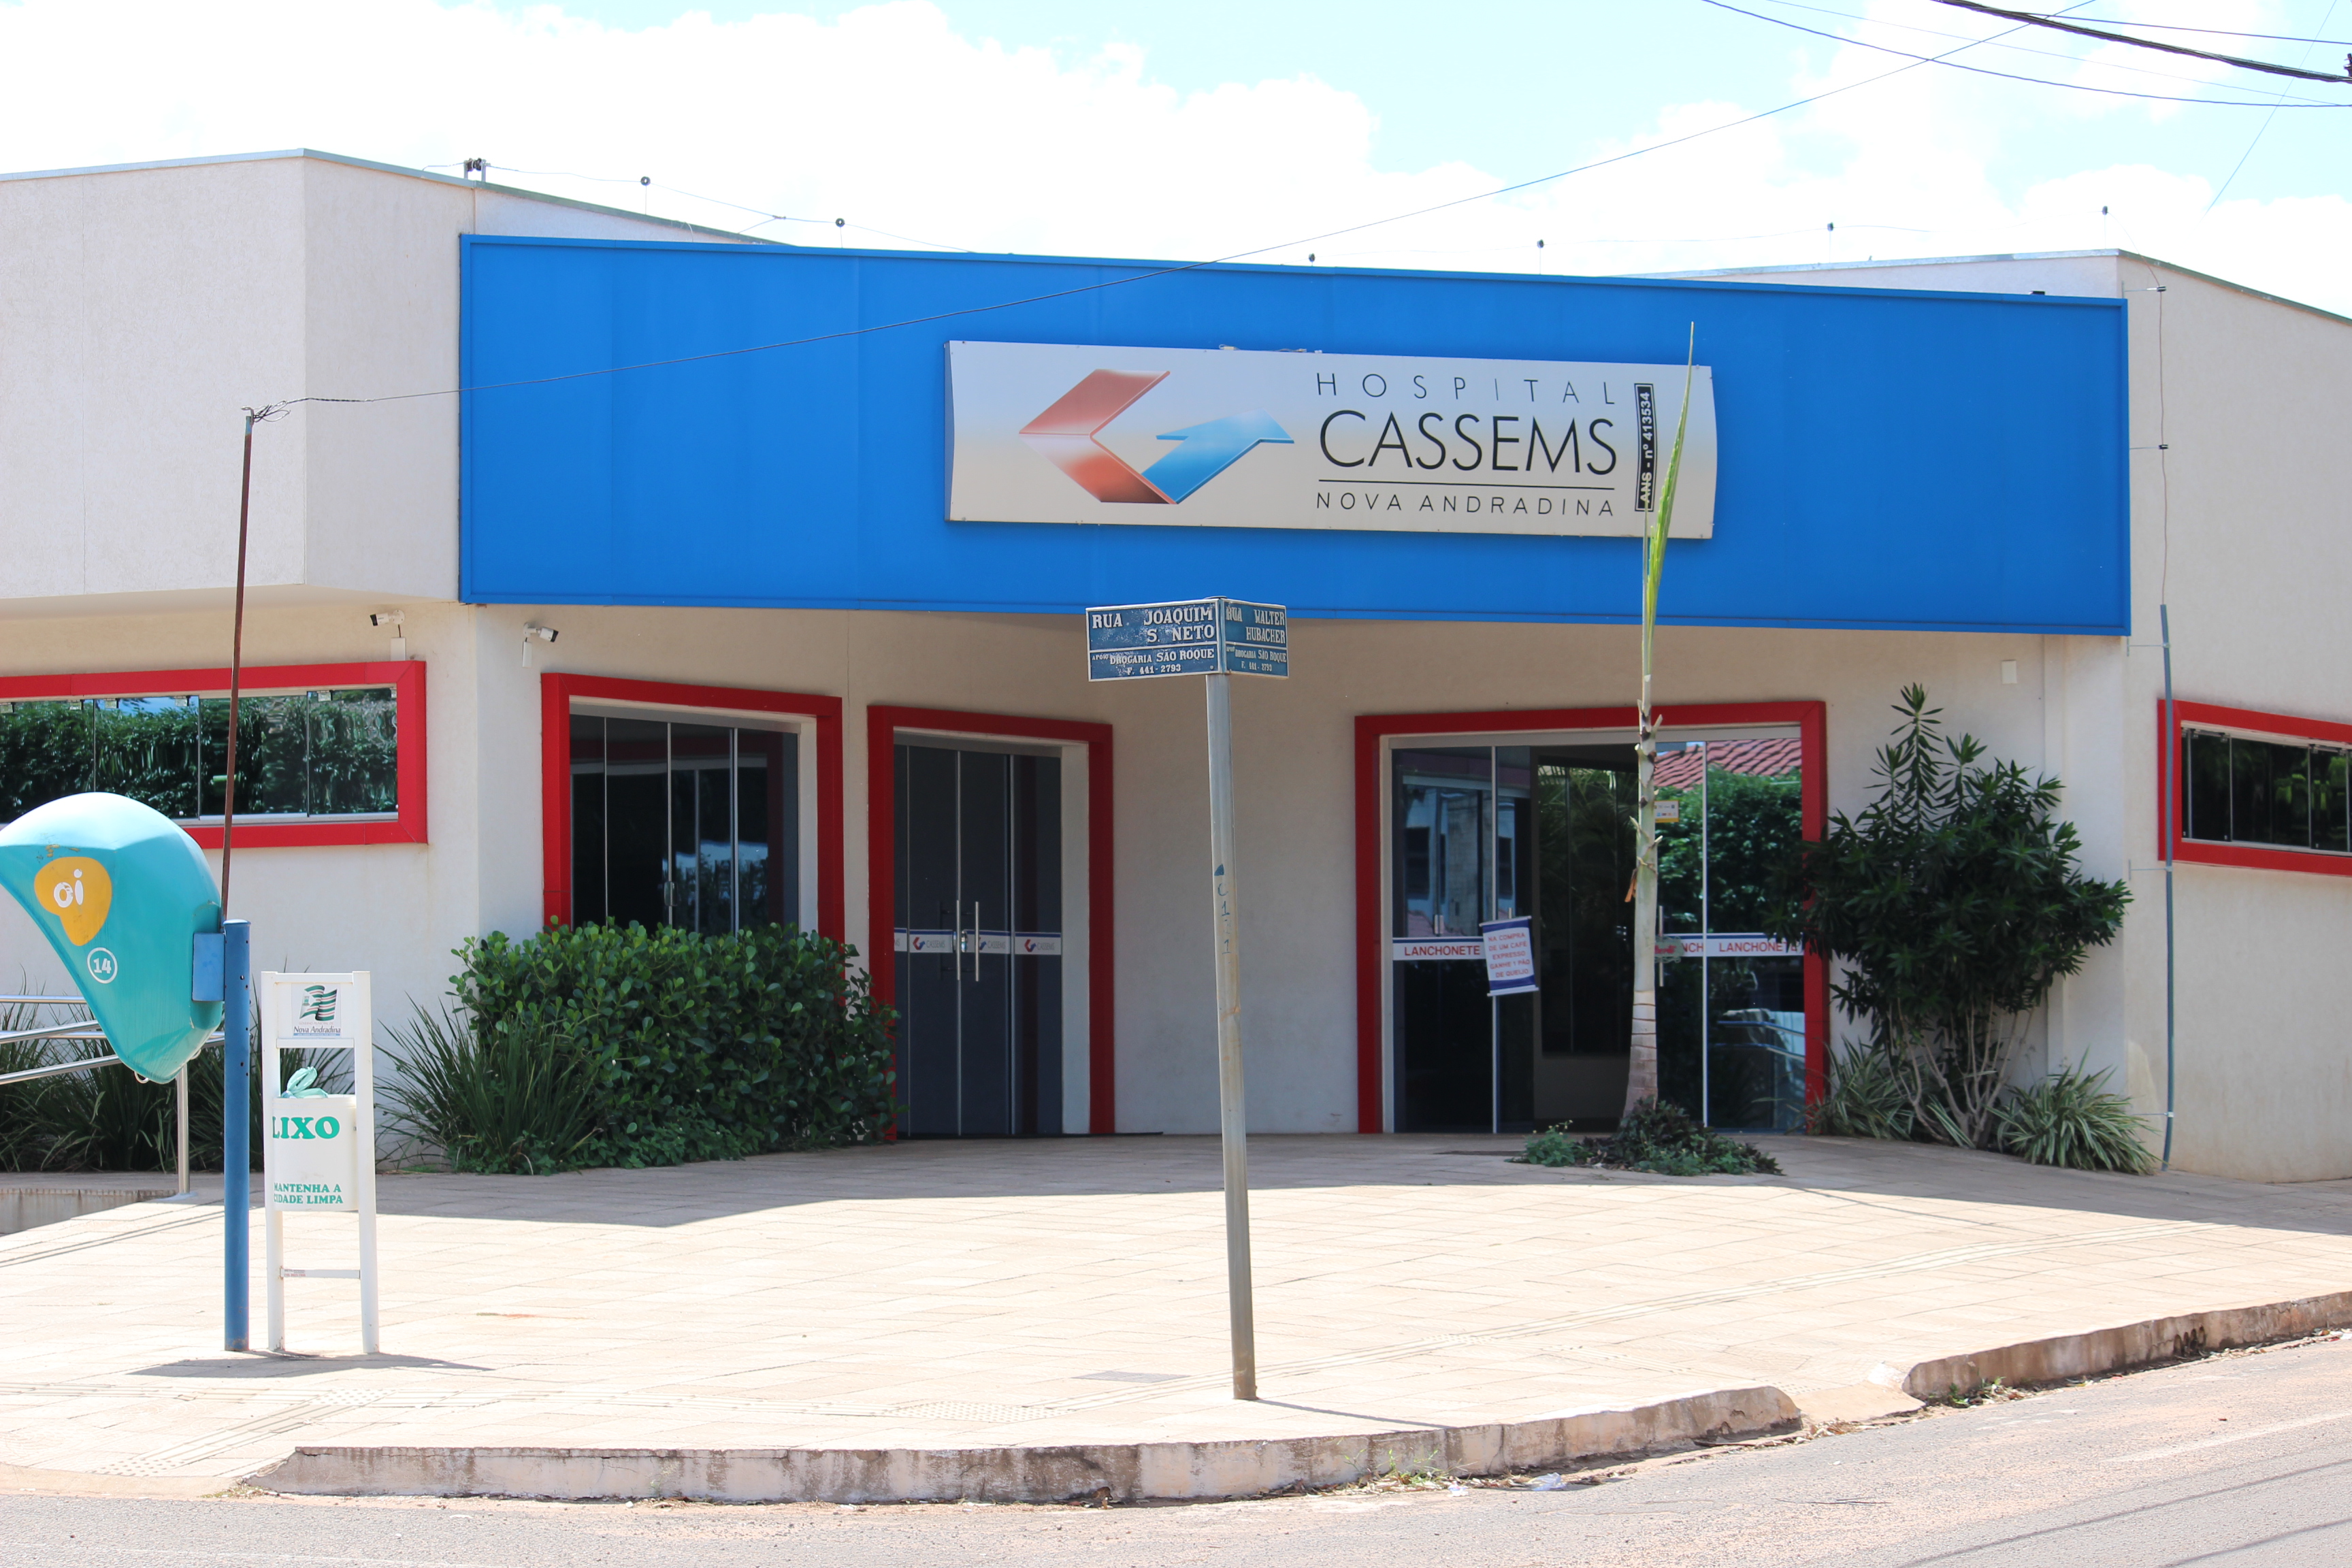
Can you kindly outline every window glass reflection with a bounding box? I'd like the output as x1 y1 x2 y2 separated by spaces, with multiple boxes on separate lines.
568 712 800 932
1 687 398 825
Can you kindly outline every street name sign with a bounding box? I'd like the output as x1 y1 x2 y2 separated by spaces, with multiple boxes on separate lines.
1085 598 1289 681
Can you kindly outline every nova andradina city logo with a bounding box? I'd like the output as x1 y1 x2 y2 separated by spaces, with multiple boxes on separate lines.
1021 370 1292 504
292 982 343 1036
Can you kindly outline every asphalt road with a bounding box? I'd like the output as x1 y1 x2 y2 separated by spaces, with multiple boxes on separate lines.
5 1337 2349 1567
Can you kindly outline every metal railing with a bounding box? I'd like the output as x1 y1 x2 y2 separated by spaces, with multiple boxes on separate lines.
0 998 218 1194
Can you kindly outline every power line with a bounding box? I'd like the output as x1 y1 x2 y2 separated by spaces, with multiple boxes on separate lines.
2036 17 2352 48
1700 0 2352 105
247 3 2080 416
1744 0 2346 97
2206 0 2345 213
1926 0 2351 85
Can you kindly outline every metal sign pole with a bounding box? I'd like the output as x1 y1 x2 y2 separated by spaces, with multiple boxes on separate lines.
355 971 380 1355
1203 670 1258 1401
222 918 250 1352
1087 596 1284 1404
174 1068 190 1196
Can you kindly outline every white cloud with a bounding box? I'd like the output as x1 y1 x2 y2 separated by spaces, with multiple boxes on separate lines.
0 0 2345 316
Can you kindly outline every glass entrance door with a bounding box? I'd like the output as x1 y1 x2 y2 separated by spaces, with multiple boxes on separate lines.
894 743 1064 1137
1390 734 1804 1134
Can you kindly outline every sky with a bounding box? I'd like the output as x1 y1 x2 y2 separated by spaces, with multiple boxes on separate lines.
3 0 2349 312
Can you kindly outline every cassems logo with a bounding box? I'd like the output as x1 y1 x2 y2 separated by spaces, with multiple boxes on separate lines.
1020 370 1291 504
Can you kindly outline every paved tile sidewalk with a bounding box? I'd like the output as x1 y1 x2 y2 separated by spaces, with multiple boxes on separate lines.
4 1134 2350 1485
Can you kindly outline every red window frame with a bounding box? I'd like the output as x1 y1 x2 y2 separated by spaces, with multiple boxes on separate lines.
540 674 845 938
867 705 1116 1135
0 660 427 848
1354 700 1829 1133
2161 698 2352 878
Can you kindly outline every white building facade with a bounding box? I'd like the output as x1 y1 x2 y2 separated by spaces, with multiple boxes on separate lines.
3 150 2346 1180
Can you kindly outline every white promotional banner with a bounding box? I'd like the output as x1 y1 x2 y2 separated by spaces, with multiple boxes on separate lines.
947 341 1716 539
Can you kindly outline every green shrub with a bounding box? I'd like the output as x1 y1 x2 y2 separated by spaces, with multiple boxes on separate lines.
1808 1041 1917 1141
1765 688 2130 1149
380 1007 599 1175
1518 1098 1782 1177
439 921 897 1171
1997 1063 2155 1175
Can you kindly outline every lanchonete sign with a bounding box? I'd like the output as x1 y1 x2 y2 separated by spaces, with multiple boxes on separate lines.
947 341 1716 538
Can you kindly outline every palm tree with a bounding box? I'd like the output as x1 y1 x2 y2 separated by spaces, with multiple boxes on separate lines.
1624 327 1697 1119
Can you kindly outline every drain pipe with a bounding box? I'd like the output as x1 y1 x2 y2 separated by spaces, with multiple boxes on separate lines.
2161 602 2176 1171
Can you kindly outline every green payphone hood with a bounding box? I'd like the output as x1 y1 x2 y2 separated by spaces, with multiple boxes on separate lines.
0 793 223 1080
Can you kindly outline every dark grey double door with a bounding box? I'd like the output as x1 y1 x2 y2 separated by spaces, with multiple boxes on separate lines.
893 743 1064 1138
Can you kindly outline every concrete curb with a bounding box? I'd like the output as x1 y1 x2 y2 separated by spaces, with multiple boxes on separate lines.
238 1291 2352 1505
1897 1288 2352 1401
242 1385 1799 1503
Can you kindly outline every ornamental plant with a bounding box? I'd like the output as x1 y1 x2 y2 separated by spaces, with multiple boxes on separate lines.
388 921 896 1173
1519 1097 1782 1177
1766 687 2132 1152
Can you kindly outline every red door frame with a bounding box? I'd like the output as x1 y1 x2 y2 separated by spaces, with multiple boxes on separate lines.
2160 698 2352 877
0 659 427 847
540 673 845 939
867 705 1116 1134
1354 700 1829 1133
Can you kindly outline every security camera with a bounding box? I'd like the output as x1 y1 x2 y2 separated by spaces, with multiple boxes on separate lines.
524 624 559 644
369 611 404 628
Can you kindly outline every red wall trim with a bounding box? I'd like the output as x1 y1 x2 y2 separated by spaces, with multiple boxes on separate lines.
868 704 1116 1134
2160 698 2352 878
1353 700 1829 1132
0 660 428 849
540 674 844 938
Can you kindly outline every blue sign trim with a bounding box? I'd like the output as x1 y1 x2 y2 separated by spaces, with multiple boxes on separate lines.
461 238 2130 636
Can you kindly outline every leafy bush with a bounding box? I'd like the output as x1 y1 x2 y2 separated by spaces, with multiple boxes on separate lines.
1766 687 2130 1150
1997 1063 2156 1174
1518 1098 1783 1177
380 1007 599 1175
421 921 896 1172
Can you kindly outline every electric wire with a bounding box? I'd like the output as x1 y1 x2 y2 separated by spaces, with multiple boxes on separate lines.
244 5 2083 417
1927 0 2352 85
1699 0 2352 105
1741 0 2343 97
2206 0 2343 213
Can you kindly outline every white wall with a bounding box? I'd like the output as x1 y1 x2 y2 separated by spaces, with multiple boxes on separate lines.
1699 249 2352 1181
0 151 749 617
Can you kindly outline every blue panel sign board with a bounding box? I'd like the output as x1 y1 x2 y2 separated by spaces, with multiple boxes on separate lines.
461 238 2129 635
1087 599 1290 681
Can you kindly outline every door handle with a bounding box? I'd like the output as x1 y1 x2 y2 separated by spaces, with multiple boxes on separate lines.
970 901 981 982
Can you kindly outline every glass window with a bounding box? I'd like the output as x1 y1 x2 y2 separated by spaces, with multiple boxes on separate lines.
568 711 800 932
2233 736 2311 848
0 687 399 826
2181 729 2351 856
1392 749 1492 938
2317 751 2351 854
2184 730 2231 844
